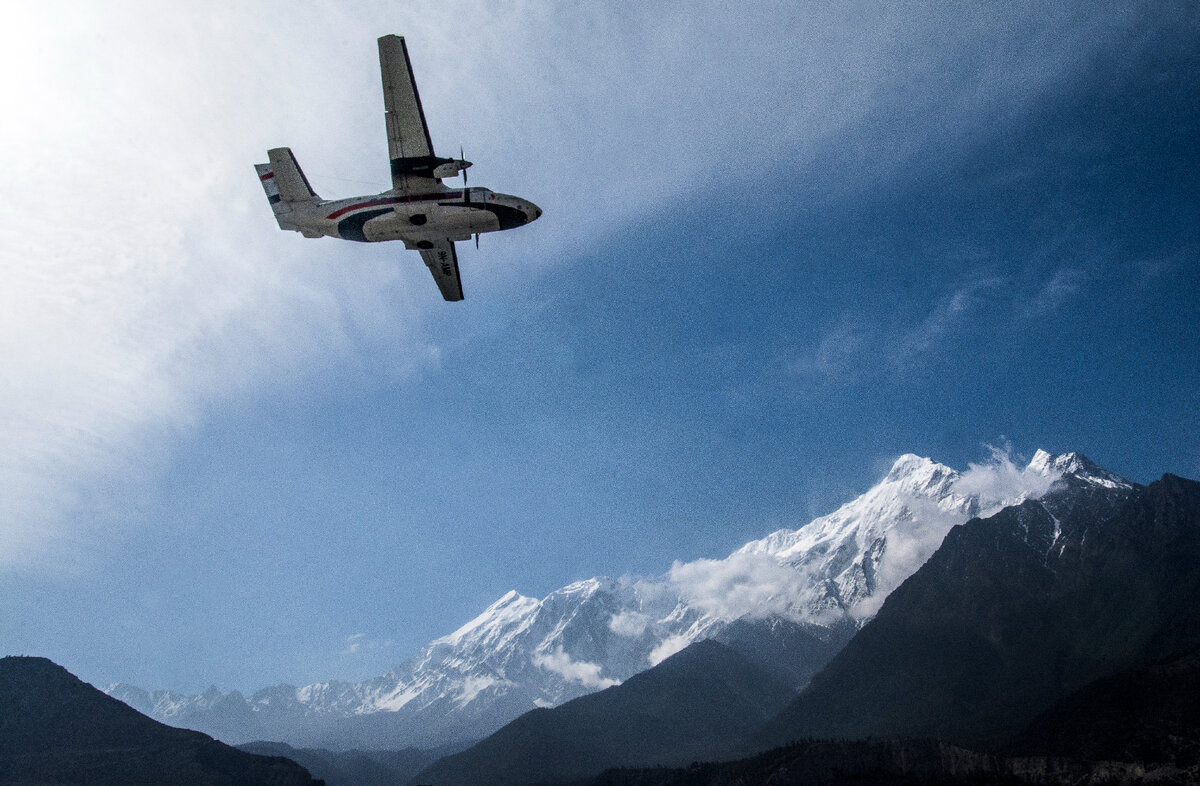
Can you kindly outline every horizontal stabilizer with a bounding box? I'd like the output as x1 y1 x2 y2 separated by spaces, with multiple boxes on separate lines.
254 163 290 218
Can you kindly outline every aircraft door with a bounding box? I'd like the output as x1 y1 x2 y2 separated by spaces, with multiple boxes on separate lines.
465 188 490 233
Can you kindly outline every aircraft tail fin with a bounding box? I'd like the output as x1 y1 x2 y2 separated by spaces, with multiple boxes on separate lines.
256 148 321 230
267 147 320 202
256 146 320 208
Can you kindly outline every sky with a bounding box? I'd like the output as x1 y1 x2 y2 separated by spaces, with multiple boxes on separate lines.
2 2 1198 694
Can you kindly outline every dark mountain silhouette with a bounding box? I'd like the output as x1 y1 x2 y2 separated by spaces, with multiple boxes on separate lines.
578 646 1200 786
712 615 857 690
1007 644 1200 768
238 740 451 786
582 738 1021 785
0 656 321 785
578 736 1167 785
416 639 796 785
756 470 1200 750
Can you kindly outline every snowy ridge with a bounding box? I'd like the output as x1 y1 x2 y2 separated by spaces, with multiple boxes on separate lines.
723 451 1072 620
106 450 1116 749
1027 449 1132 490
732 454 974 619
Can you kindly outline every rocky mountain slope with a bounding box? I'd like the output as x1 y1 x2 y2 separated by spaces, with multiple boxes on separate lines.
756 467 1200 750
416 639 795 785
1008 644 1200 768
582 642 1200 786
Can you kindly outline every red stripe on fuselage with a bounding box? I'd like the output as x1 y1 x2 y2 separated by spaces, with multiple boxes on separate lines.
259 171 274 181
325 192 463 220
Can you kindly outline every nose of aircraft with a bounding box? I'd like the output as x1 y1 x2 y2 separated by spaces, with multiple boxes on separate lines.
523 199 542 224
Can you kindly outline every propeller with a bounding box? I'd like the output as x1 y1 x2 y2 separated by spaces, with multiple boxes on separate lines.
475 233 479 249
460 146 469 185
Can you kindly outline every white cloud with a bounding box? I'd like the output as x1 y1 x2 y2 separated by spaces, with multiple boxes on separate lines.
892 278 1005 364
1022 268 1088 317
787 320 871 383
666 552 810 623
608 610 650 638
454 675 502 708
534 646 619 690
789 278 1004 387
340 634 366 655
955 442 1060 513
338 633 393 657
648 635 692 667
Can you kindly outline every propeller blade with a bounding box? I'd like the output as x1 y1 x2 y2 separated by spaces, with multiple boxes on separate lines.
460 147 468 185
475 233 479 249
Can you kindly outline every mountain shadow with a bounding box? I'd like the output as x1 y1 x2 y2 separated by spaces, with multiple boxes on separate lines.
578 647 1200 786
583 738 1028 785
239 740 454 786
415 639 796 786
579 735 1166 785
712 615 857 690
755 469 1200 750
1007 644 1200 769
0 656 321 785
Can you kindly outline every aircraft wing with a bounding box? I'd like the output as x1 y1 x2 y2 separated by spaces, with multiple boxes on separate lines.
417 239 465 302
379 35 441 193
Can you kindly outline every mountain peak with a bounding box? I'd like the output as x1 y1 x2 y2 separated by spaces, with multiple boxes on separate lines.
883 454 960 497
493 589 531 607
435 589 540 651
556 577 607 598
1028 449 1084 475
1028 450 1131 489
886 453 936 478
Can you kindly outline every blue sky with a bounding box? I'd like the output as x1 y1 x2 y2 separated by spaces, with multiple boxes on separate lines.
2 2 1198 693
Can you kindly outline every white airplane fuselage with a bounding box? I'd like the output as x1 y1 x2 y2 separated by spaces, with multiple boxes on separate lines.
272 183 540 249
257 35 539 300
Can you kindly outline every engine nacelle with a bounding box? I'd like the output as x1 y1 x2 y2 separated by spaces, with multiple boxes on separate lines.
433 158 472 179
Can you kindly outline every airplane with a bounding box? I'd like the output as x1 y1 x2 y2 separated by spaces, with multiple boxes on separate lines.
255 35 541 301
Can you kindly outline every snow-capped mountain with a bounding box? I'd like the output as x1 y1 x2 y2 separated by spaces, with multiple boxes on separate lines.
107 449 1102 749
724 450 1066 620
